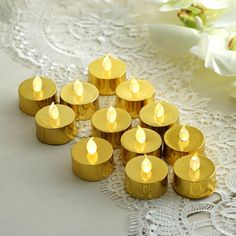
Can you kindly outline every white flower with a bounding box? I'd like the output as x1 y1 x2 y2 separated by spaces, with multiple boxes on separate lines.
149 0 230 11
190 29 236 76
149 23 200 56
148 2 236 56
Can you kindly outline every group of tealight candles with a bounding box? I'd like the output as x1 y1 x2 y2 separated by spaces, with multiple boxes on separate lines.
18 54 216 200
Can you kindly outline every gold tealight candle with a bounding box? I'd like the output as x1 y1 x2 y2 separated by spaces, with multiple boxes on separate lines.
121 126 162 165
140 101 179 138
18 76 57 116
88 54 126 95
60 80 99 120
35 103 77 145
71 137 113 181
173 154 216 199
164 125 205 165
125 154 168 200
116 76 155 118
91 106 132 148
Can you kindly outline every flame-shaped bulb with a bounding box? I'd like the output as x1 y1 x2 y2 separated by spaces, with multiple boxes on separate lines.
106 105 117 123
179 125 189 142
154 102 164 118
74 79 84 96
102 54 112 71
49 102 59 120
86 137 97 155
32 76 42 92
190 154 200 171
135 126 146 144
141 155 152 174
130 76 140 94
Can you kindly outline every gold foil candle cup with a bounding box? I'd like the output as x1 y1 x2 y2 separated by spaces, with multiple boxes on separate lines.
71 137 113 181
35 103 77 145
140 101 179 138
60 80 99 120
18 76 57 116
125 155 168 200
91 106 132 148
116 76 155 118
173 154 216 199
164 125 205 165
121 126 162 166
88 54 126 95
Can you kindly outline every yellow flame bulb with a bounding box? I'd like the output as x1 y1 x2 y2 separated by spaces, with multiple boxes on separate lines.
141 155 152 174
102 54 112 71
86 137 97 155
74 79 84 96
32 76 42 92
190 154 200 171
135 126 146 144
154 102 164 118
106 105 117 123
179 125 189 142
130 76 140 93
48 102 59 120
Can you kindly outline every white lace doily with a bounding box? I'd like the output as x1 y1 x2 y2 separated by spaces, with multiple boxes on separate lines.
1 0 236 235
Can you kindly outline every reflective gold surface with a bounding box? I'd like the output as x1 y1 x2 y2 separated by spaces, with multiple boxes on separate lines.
71 137 113 181
88 57 126 95
60 82 99 120
125 155 168 200
140 101 179 138
164 125 205 165
116 80 155 118
18 77 57 116
91 107 132 148
121 127 162 165
173 154 216 199
35 104 77 145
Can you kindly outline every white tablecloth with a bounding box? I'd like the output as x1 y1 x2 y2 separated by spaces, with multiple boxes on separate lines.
0 1 236 235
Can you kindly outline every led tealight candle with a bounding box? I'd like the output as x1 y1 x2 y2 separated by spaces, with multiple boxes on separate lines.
121 126 162 165
35 103 77 145
164 125 205 165
18 76 57 116
140 101 179 138
125 155 168 200
116 76 155 118
91 106 132 148
60 80 99 120
173 154 216 199
88 54 126 95
71 137 113 181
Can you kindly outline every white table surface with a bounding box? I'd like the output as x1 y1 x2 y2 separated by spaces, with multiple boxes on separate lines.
0 50 128 236
0 47 235 236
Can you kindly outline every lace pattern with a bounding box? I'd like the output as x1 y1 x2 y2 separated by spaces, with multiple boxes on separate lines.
0 0 236 235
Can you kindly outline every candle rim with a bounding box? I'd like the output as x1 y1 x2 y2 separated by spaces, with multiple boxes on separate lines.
121 127 162 153
140 101 179 127
125 155 168 184
91 107 132 133
173 154 216 182
164 125 205 152
19 77 56 101
60 81 99 105
88 57 126 80
116 80 155 102
35 104 75 129
71 137 113 165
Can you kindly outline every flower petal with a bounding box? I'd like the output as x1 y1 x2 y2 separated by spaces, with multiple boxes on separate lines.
198 0 229 9
191 34 236 76
159 0 191 11
149 23 200 56
211 9 236 28
230 89 236 98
